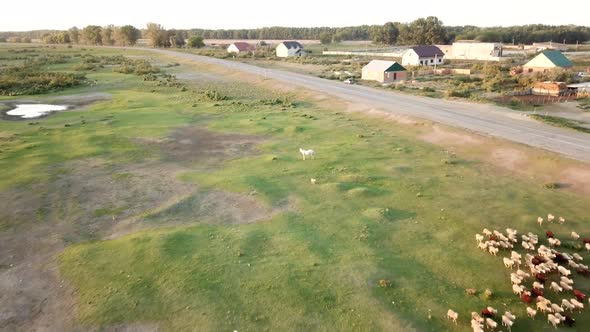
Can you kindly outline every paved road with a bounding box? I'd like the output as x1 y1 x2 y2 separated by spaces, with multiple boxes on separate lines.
148 49 590 163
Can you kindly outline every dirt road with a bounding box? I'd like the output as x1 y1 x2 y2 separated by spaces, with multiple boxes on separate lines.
148 49 590 163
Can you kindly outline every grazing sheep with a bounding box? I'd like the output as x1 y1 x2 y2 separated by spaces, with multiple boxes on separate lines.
483 228 492 236
471 321 484 332
522 241 531 250
511 251 522 260
526 307 537 318
485 318 497 330
570 299 584 312
478 242 488 250
550 282 563 293
310 178 317 185
560 281 573 291
471 312 484 323
487 307 497 315
447 309 458 324
551 303 564 313
573 253 583 261
522 234 530 242
299 148 314 160
537 301 552 314
476 233 484 242
568 260 579 269
488 247 499 256
586 243 590 251
533 281 544 290
562 299 575 311
547 314 561 328
558 266 571 276
503 257 515 268
502 315 514 330
511 274 523 285
504 311 516 321
537 217 543 226
512 284 524 295
560 276 573 285
516 269 530 278
571 232 580 240
547 214 555 222
559 217 566 224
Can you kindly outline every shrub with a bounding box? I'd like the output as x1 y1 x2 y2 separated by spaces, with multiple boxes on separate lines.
446 88 471 98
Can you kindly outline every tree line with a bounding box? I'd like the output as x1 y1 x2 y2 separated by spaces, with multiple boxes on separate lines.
1 18 588 47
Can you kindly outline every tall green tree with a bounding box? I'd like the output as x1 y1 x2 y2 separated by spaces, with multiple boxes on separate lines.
319 32 333 44
115 25 140 46
187 36 204 48
82 25 102 45
101 25 115 46
398 16 446 45
371 22 400 44
68 27 80 44
146 22 166 47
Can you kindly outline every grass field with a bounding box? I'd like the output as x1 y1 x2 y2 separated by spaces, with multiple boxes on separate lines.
1 44 590 331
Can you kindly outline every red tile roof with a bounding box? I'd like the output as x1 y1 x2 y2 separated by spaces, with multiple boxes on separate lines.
231 42 253 51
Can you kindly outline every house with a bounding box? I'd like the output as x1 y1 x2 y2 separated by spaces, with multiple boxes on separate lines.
532 42 568 52
276 41 304 57
361 60 407 83
438 41 503 61
227 42 253 54
402 45 444 66
523 50 573 73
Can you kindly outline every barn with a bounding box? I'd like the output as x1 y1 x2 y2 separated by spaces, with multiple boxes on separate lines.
361 60 407 83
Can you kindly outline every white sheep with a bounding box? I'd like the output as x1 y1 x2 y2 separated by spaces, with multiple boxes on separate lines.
512 284 524 295
526 307 537 318
485 318 497 330
488 247 499 256
476 233 484 242
447 309 459 324
547 214 555 222
511 251 522 260
570 299 584 312
547 314 561 328
502 315 514 330
471 312 484 323
504 311 516 321
573 253 583 261
533 281 544 290
483 228 492 236
487 306 497 315
551 303 563 313
558 266 571 276
550 282 563 293
560 281 573 291
522 241 531 250
299 148 314 160
571 232 580 240
478 242 488 250
586 243 590 251
510 273 523 285
503 257 515 268
310 178 317 185
537 217 543 226
568 260 579 269
516 269 530 278
561 299 575 311
558 217 565 224
560 276 573 285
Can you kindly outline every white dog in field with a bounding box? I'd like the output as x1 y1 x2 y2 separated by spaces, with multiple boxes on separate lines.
299 148 314 160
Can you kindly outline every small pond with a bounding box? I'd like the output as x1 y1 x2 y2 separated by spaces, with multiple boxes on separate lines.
6 104 68 119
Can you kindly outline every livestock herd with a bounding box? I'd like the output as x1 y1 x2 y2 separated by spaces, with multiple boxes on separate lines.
448 214 589 330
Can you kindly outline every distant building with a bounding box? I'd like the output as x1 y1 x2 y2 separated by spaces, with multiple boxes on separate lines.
276 41 304 57
532 42 568 52
438 41 503 61
523 50 573 73
402 45 444 66
532 81 568 96
361 60 407 83
227 42 253 54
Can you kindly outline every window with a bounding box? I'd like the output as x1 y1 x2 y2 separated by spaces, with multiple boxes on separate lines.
420 60 423 65
439 58 442 62
430 59 433 63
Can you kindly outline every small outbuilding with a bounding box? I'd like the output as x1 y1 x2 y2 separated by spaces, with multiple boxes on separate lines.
523 50 573 73
227 42 253 54
276 41 304 57
402 45 444 66
532 81 568 96
361 60 407 83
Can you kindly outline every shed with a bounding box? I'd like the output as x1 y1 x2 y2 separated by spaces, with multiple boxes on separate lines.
402 45 444 66
532 81 568 96
524 51 573 73
361 60 407 83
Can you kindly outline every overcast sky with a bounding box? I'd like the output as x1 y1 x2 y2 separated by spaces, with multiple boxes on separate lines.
1 0 589 31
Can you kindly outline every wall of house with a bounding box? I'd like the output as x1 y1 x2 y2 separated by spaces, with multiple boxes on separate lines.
361 70 385 83
383 71 406 83
402 50 443 66
362 70 407 83
276 44 303 57
444 43 503 61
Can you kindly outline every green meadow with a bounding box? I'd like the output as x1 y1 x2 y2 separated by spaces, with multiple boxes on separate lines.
1 44 589 331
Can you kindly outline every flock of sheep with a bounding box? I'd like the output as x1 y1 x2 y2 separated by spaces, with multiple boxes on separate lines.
447 214 589 330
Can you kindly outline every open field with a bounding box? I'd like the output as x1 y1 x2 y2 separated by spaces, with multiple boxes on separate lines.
1 44 590 331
